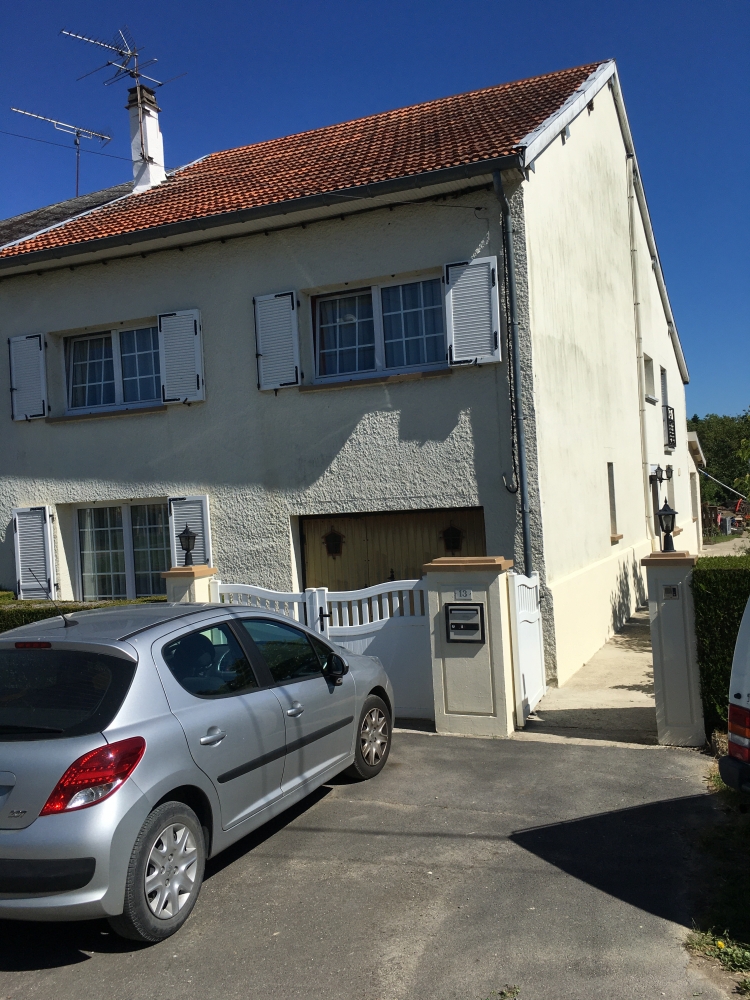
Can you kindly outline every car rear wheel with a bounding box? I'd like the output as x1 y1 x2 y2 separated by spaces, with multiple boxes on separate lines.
108 801 206 943
346 695 391 780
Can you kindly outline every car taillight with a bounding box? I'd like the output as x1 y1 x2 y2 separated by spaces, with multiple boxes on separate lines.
728 705 750 762
40 737 145 816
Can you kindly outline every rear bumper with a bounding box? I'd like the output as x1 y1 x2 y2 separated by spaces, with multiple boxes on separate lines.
719 755 750 792
0 779 148 921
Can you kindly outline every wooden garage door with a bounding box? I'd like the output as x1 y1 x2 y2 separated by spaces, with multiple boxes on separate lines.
300 508 486 591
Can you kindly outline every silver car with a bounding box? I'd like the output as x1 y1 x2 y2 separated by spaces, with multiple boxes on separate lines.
0 603 394 942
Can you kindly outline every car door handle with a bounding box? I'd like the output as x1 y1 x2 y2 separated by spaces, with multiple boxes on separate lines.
286 702 304 718
200 727 227 746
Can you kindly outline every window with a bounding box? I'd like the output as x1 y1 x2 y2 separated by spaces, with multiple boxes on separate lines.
78 507 126 600
77 501 170 600
239 619 323 683
316 277 445 379
131 504 171 597
68 328 160 410
643 355 656 401
607 463 620 541
162 624 258 699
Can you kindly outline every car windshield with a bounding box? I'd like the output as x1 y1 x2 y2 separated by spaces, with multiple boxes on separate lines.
0 648 137 741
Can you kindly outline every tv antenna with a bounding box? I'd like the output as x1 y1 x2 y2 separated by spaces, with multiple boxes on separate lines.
61 27 183 166
10 108 111 197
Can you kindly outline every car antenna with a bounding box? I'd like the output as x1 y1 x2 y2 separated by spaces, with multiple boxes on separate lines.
28 568 78 627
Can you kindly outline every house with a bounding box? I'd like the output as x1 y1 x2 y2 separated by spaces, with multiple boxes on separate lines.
0 60 701 685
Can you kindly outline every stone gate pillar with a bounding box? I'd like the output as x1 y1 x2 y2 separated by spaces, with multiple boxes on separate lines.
423 556 516 737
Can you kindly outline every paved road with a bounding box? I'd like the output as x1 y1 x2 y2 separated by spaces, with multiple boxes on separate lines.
0 733 726 1000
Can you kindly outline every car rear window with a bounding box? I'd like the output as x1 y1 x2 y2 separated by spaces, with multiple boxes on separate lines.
0 649 137 741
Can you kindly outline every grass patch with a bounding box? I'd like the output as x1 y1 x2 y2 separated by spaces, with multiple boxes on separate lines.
686 929 750 972
0 591 15 603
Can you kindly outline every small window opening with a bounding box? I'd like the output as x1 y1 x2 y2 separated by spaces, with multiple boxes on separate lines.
644 356 656 399
607 463 620 542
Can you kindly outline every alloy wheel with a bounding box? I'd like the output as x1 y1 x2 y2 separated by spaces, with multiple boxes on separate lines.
360 707 389 765
144 823 198 919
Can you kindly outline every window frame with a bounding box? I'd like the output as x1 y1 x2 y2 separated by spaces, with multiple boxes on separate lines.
72 497 170 602
160 621 262 701
65 325 163 416
312 270 448 384
237 617 326 687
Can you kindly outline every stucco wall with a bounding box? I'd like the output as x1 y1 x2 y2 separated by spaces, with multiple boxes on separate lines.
0 194 525 602
523 84 695 683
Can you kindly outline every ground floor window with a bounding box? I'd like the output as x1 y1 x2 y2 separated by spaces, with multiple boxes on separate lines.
77 502 170 600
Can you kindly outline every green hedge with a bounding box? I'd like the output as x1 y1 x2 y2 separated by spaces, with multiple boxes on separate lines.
692 555 750 734
0 597 167 634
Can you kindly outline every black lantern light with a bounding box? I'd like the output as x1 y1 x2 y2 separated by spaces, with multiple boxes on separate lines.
178 523 197 566
657 500 678 552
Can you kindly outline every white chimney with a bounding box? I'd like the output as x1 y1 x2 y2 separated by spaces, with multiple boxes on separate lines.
127 86 166 193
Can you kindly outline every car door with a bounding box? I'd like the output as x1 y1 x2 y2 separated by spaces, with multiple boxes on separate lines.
238 619 356 795
154 620 286 831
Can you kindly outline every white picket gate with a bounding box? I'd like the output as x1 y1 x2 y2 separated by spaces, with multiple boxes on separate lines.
209 577 434 719
508 571 546 720
209 571 546 727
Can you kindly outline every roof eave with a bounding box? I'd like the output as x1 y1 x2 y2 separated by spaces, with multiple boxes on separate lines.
0 153 522 273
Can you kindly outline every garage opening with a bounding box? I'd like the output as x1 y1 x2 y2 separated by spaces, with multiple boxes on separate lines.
300 507 486 591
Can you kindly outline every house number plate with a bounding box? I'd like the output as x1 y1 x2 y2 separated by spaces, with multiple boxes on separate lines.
453 589 473 601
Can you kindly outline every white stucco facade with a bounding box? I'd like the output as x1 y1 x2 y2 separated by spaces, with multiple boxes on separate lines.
0 66 695 687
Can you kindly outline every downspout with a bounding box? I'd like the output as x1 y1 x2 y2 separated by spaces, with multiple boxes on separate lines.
493 170 533 577
627 155 657 550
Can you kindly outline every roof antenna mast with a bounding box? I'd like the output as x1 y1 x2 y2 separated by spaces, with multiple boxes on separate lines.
10 109 111 197
61 27 183 170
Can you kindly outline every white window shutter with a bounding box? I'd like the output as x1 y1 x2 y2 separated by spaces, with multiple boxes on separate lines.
13 506 56 600
158 310 205 403
254 292 300 390
444 256 501 365
9 334 47 420
168 495 212 568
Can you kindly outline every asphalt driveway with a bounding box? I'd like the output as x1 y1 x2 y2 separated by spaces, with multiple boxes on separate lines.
0 732 726 1000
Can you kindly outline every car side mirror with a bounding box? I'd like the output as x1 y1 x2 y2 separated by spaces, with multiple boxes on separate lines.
324 653 349 685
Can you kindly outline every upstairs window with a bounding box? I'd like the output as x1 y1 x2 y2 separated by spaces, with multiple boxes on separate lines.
315 277 446 380
68 328 161 410
643 355 656 402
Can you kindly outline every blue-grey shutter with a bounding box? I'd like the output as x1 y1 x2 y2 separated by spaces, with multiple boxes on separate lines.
254 292 300 390
9 334 47 420
444 256 501 365
13 506 56 600
158 310 205 403
168 495 212 567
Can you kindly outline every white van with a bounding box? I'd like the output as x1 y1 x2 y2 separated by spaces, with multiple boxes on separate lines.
719 598 750 791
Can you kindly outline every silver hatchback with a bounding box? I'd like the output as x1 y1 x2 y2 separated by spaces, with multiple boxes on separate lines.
0 603 394 942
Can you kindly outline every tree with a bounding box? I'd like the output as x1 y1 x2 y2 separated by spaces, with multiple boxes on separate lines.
687 411 750 506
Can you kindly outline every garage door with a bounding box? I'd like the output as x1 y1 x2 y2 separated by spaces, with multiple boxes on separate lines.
300 508 486 591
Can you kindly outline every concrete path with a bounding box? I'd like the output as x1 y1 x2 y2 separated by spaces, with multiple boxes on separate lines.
701 535 749 557
524 608 659 745
0 734 725 1000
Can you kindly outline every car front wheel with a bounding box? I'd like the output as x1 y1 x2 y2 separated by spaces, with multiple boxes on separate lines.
347 695 392 780
108 801 206 943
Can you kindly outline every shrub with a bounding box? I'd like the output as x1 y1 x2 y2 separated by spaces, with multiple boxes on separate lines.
0 597 167 634
692 556 750 734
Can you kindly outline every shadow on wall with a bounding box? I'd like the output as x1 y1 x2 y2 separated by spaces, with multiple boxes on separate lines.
610 553 647 633
511 794 712 926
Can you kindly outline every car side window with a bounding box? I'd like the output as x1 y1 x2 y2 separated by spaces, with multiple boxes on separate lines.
239 619 323 684
162 623 259 698
308 633 337 674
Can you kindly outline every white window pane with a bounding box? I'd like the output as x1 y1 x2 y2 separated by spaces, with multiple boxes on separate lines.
381 279 444 370
78 506 126 600
120 326 160 403
317 292 376 376
70 335 116 409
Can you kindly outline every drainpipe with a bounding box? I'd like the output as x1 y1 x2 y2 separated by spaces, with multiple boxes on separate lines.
627 156 658 550
493 170 532 577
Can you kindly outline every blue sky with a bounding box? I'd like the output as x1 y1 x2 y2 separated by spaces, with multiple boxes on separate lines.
0 1 747 417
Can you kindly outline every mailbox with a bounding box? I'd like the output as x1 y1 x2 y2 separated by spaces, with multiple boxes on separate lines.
445 603 485 643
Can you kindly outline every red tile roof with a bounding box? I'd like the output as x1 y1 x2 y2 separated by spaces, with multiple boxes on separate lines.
1 62 602 260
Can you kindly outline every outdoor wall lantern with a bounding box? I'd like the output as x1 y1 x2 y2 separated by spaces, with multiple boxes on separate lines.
178 523 197 566
323 528 344 558
442 524 464 554
651 464 674 485
657 500 678 552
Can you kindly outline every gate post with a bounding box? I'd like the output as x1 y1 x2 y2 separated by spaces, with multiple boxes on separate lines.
423 556 516 737
305 587 330 637
641 552 705 746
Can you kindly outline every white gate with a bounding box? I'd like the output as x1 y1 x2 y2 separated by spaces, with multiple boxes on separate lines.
210 578 433 720
508 571 546 720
